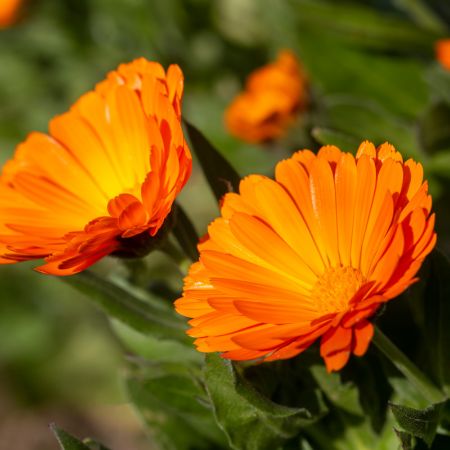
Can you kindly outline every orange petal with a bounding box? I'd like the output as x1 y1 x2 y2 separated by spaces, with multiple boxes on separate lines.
323 349 351 372
352 320 374 356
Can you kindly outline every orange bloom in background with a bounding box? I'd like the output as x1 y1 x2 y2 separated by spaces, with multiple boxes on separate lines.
176 142 436 372
436 39 450 71
224 50 307 144
0 58 191 275
0 0 22 28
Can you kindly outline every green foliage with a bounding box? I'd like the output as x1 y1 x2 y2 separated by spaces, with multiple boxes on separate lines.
171 203 200 262
184 121 241 202
62 270 187 341
311 127 361 152
395 428 415 450
427 66 450 105
390 401 445 447
83 440 112 450
2 1 450 449
423 251 450 396
204 354 325 450
51 426 112 450
126 361 226 450
293 0 442 51
50 424 93 450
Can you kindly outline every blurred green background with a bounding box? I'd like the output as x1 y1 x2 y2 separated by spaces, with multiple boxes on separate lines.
1 0 450 448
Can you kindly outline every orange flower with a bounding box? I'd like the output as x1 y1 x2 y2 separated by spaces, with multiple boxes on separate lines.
176 142 436 372
0 0 22 28
224 50 307 144
0 58 192 275
436 39 450 70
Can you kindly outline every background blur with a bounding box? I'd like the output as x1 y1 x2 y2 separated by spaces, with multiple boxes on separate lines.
0 0 450 449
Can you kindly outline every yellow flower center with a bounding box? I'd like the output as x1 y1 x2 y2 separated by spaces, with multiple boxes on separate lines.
311 266 365 314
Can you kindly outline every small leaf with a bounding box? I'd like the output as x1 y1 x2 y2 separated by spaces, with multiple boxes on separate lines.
390 401 445 447
62 271 187 341
83 439 112 450
312 353 391 434
172 202 199 262
50 424 91 450
394 428 415 450
204 353 324 450
310 365 362 416
184 120 241 202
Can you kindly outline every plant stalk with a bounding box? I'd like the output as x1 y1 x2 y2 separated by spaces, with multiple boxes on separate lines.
373 326 446 404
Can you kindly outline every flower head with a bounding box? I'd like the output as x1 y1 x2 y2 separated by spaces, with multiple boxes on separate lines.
0 0 22 28
224 50 307 144
436 39 450 71
0 58 192 275
175 142 435 372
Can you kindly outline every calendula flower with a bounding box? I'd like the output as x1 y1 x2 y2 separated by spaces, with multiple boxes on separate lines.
0 58 191 275
176 142 435 372
436 39 450 71
224 50 307 144
0 0 22 28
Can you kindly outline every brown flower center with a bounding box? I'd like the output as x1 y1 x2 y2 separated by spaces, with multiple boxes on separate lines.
311 266 365 314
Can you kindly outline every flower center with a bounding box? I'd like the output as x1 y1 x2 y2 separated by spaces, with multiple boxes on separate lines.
311 266 365 314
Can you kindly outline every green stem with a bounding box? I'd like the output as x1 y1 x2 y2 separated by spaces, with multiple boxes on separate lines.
123 259 149 289
159 238 191 271
373 326 446 404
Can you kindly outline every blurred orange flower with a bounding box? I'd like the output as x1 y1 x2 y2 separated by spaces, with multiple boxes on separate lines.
0 58 192 275
224 50 307 144
0 0 22 27
176 142 436 372
436 39 450 70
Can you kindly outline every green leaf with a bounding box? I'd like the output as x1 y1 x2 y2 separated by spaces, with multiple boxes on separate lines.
294 0 441 51
394 428 415 450
316 97 421 158
424 250 450 395
419 103 450 154
304 396 402 450
426 66 450 106
184 120 241 203
126 364 226 450
373 327 445 405
425 151 450 178
204 353 323 450
62 271 187 341
393 0 447 33
297 31 428 119
386 374 430 410
390 401 445 447
312 354 391 433
311 127 361 151
50 424 91 450
172 202 199 262
83 440 112 450
310 365 362 416
111 319 202 365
